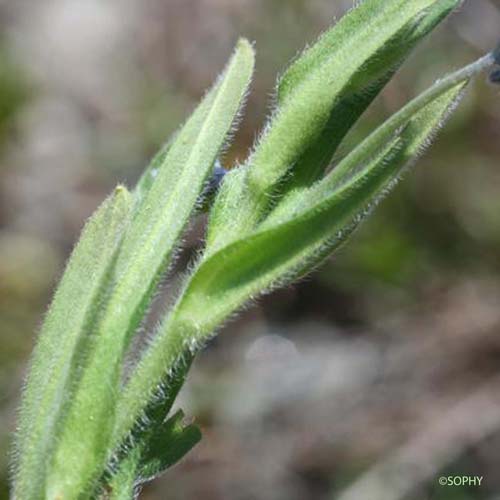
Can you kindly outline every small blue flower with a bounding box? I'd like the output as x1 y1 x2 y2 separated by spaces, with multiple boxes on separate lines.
494 41 500 65
490 68 500 84
209 159 227 191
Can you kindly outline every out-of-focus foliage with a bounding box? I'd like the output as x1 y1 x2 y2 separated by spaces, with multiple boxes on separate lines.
0 46 29 149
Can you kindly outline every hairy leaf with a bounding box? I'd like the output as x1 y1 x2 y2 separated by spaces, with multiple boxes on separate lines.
14 186 132 500
112 53 493 448
277 0 461 190
12 1 497 496
206 0 461 252
44 39 254 499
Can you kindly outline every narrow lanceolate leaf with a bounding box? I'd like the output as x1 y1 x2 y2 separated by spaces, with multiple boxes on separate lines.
247 0 457 197
115 37 253 348
45 39 254 499
112 54 492 449
206 0 461 252
265 53 494 227
13 186 132 500
277 0 461 191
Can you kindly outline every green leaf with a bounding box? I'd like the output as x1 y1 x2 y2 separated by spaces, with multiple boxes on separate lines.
277 0 458 104
184 83 463 327
12 0 497 495
102 409 200 498
206 0 461 251
99 405 199 500
137 409 201 482
113 37 254 349
102 354 193 490
44 38 254 499
247 0 433 196
112 54 493 448
13 186 132 500
277 0 461 191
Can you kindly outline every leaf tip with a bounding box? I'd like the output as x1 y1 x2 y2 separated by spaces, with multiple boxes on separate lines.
236 37 252 50
235 37 256 63
114 184 129 195
113 184 132 205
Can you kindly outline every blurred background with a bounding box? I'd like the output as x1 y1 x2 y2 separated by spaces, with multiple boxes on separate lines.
1 1 500 499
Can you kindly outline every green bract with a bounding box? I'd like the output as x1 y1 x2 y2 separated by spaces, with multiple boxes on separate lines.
12 0 496 498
